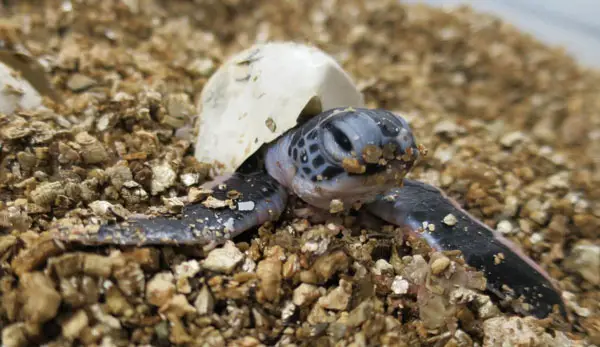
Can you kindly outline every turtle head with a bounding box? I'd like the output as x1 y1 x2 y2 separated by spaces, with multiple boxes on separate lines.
265 107 420 210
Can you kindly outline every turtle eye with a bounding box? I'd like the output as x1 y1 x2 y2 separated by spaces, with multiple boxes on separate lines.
325 123 353 152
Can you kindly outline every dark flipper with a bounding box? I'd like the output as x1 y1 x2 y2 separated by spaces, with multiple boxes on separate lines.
55 171 288 246
366 179 567 319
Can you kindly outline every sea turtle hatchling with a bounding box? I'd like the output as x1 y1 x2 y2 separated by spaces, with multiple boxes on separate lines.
57 42 566 320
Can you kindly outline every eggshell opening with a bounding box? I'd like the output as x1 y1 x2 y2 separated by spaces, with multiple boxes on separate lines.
193 41 365 175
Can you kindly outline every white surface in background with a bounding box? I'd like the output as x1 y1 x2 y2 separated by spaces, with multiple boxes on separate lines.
403 0 600 68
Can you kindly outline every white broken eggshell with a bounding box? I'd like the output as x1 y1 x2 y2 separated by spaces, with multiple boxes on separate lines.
194 41 364 176
0 60 44 115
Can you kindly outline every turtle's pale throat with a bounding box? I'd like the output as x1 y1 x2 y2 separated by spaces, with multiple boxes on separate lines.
264 135 298 188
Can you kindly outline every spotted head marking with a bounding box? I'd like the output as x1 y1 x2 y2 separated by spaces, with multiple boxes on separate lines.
267 107 420 210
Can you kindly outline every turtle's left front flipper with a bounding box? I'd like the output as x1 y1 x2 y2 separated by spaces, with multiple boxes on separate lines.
54 171 288 246
366 179 567 319
57 218 207 246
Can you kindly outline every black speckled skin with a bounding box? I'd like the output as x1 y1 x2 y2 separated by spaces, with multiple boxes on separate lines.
366 179 567 319
60 171 287 246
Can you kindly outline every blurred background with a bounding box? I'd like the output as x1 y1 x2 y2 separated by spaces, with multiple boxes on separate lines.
405 0 600 68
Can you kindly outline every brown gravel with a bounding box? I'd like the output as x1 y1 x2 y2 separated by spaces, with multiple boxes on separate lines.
0 0 599 346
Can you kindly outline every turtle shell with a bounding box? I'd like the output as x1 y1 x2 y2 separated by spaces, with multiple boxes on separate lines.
193 41 364 176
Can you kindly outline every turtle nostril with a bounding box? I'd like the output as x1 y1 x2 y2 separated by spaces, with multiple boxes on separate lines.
377 117 401 138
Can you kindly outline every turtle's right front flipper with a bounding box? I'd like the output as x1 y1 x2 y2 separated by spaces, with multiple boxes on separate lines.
55 172 288 246
367 179 567 319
